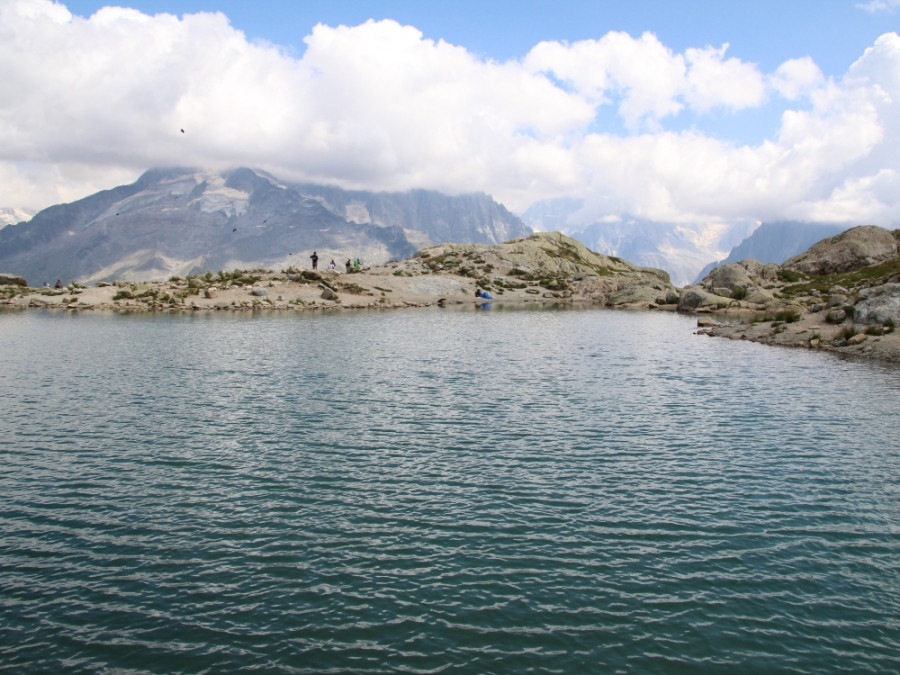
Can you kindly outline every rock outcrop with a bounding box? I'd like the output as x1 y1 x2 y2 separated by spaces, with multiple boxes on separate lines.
689 225 900 362
783 225 899 275
0 273 27 286
401 231 678 308
853 284 900 326
0 232 678 313
677 259 780 312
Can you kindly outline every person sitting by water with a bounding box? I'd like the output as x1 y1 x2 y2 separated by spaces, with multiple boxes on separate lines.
475 289 492 299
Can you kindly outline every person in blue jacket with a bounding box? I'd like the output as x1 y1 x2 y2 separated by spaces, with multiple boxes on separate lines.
475 289 492 299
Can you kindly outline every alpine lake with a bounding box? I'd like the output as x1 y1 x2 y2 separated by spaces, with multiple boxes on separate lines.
1 306 898 673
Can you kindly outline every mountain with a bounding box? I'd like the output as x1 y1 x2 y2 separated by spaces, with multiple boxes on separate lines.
692 221 851 283
0 167 531 284
520 199 756 286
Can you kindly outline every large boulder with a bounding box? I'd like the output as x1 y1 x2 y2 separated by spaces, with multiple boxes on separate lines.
783 225 899 275
698 260 779 304
0 273 27 286
853 283 900 326
607 283 666 307
705 263 753 293
744 287 777 305
677 287 732 311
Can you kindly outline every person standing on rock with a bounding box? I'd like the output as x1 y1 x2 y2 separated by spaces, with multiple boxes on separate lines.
345 259 352 273
310 251 318 271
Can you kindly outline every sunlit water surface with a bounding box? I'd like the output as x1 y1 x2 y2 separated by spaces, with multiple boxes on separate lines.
1 308 898 673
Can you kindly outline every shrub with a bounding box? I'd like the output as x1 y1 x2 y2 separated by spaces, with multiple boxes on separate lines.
778 269 804 283
839 324 860 340
732 286 747 301
774 310 800 323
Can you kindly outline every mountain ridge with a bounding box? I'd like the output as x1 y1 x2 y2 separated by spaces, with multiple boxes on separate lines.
0 167 531 284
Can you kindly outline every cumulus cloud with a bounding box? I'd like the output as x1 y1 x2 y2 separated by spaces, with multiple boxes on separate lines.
769 57 825 100
0 0 899 230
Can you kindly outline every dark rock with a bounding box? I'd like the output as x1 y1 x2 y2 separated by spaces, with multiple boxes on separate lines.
0 273 27 287
826 308 847 324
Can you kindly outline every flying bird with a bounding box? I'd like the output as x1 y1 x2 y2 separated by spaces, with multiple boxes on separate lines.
180 128 185 133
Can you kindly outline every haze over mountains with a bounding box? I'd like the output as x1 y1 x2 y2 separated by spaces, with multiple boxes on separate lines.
0 167 863 286
522 199 757 286
692 221 850 283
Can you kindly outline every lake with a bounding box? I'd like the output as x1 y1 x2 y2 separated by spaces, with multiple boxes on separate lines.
1 307 898 673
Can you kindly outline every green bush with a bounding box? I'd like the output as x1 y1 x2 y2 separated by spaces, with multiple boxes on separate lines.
778 269 804 283
774 310 800 323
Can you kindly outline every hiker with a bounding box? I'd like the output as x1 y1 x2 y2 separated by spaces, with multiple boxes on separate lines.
329 260 336 270
345 259 352 272
310 251 318 270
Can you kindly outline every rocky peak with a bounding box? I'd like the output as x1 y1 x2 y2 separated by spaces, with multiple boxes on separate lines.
783 225 899 275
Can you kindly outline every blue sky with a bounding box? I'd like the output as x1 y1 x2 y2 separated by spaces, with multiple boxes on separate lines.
2 0 899 228
62 0 895 74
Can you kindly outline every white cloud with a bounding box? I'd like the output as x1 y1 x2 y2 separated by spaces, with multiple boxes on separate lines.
856 0 900 12
770 57 825 100
0 0 898 231
525 31 688 129
684 44 766 111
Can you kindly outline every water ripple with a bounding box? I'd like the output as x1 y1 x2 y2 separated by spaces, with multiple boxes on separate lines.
1 309 899 673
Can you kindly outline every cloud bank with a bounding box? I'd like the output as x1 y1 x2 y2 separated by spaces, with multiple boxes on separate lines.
1 0 898 228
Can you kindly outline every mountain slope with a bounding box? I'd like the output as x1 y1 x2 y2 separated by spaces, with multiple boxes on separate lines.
0 168 531 284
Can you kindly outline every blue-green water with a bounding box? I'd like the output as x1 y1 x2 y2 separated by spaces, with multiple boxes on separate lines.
1 308 899 673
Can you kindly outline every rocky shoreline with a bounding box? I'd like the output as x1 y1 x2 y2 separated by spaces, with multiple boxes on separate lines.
681 226 900 364
0 232 679 314
694 308 900 364
3 228 900 365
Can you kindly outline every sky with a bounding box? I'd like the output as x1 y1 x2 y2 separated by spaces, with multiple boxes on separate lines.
1 0 899 229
